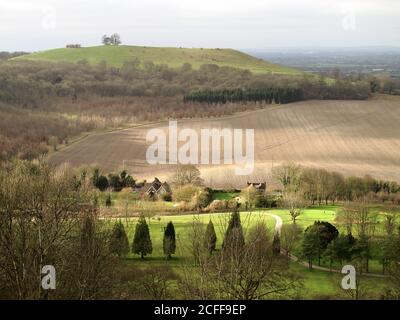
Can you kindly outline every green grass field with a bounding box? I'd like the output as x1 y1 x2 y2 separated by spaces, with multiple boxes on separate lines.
290 263 390 299
17 45 300 74
111 208 391 299
212 191 240 201
272 205 337 228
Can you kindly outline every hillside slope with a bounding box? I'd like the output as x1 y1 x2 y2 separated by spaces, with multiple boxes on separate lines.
16 45 300 74
48 98 400 187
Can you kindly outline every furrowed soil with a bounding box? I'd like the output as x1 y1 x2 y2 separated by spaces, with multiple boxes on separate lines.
48 98 400 188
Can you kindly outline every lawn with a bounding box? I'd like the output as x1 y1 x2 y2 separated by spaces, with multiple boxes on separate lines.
106 207 393 299
98 191 177 216
212 191 240 201
291 263 390 300
271 205 337 228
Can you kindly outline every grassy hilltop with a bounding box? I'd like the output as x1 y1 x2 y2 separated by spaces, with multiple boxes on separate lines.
16 45 300 74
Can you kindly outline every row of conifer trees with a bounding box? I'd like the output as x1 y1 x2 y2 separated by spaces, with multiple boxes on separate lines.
183 87 304 104
109 210 256 259
109 215 218 259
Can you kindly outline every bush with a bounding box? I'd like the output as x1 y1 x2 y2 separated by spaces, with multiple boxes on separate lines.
172 185 200 202
207 199 238 212
162 192 172 202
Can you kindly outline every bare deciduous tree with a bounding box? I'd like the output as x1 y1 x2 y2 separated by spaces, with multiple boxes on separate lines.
180 216 301 300
280 223 302 261
172 165 203 186
272 162 302 192
0 161 115 300
281 192 306 224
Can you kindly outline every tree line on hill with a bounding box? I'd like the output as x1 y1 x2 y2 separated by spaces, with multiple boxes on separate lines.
0 51 28 60
183 87 304 104
0 59 371 108
0 57 372 162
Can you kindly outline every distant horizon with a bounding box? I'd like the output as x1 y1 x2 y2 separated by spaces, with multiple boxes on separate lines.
3 43 400 54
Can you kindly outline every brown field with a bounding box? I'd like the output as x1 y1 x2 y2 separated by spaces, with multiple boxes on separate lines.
49 98 400 188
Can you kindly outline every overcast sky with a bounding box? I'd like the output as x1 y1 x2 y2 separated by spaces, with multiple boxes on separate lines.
1 0 399 52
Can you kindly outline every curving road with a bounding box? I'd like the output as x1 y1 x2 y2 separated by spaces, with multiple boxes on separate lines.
267 213 282 235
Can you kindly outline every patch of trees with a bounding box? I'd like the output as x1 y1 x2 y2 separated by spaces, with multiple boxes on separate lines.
172 164 204 186
172 185 213 211
102 34 121 46
369 75 400 96
301 221 339 268
183 87 304 104
0 51 28 60
0 59 370 108
294 198 400 291
88 167 135 192
240 186 278 210
272 163 400 206
0 160 117 299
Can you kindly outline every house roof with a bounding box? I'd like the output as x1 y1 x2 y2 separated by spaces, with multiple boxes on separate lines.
141 177 170 194
247 182 266 190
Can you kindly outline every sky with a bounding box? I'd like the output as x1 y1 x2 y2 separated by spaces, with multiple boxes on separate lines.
0 0 399 52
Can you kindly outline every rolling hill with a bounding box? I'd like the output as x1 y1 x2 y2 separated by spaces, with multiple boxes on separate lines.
16 45 300 74
48 98 400 188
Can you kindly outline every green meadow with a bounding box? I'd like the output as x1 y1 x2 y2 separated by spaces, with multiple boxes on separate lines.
17 45 300 74
111 206 391 299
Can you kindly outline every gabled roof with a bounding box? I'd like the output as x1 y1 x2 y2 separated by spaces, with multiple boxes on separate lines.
247 181 266 191
141 177 170 195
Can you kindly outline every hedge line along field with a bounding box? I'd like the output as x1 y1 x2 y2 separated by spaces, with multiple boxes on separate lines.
15 45 300 74
48 98 400 188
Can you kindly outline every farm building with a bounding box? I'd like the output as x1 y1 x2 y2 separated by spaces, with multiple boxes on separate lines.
66 44 82 48
138 177 171 199
246 181 266 193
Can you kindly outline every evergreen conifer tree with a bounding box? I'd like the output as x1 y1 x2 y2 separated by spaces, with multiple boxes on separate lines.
110 221 129 257
204 219 217 255
132 215 153 259
163 221 176 259
223 209 245 250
